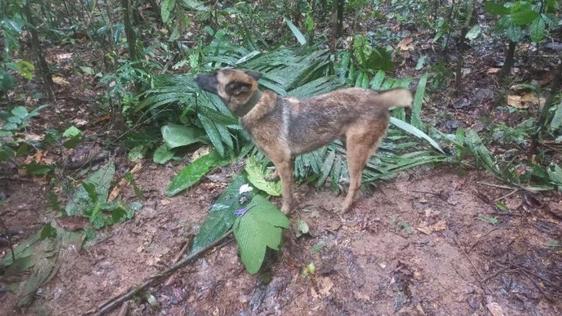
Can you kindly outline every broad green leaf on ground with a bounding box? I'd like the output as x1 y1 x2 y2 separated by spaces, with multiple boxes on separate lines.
62 126 81 138
245 157 281 196
390 117 444 153
166 150 229 196
0 226 59 307
284 18 307 45
1 221 86 307
190 175 247 254
161 123 206 149
65 162 115 216
233 195 289 274
153 143 174 164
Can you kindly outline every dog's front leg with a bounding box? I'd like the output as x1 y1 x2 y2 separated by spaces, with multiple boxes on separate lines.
272 159 293 214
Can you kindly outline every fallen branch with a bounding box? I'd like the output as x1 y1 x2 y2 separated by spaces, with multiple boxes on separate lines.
87 230 233 315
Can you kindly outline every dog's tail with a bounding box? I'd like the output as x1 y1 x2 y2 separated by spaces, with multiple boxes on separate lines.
375 89 413 109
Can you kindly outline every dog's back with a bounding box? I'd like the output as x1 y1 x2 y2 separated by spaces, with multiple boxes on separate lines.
285 88 412 155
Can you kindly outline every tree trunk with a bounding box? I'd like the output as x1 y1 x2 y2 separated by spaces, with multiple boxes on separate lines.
23 1 54 100
500 41 516 80
121 0 138 61
336 0 345 37
455 1 475 95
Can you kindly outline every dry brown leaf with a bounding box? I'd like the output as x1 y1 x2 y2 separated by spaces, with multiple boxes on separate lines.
353 291 371 301
56 216 89 231
52 76 70 86
432 220 447 232
397 37 414 51
486 302 504 316
318 277 334 296
108 162 143 201
507 95 525 108
417 220 447 234
487 68 501 74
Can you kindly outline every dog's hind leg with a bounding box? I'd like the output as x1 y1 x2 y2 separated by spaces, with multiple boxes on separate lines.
342 120 387 212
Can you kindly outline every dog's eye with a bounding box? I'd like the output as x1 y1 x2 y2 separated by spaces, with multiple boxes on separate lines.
226 81 251 96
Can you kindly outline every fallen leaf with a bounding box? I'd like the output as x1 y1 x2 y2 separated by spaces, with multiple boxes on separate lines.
354 290 370 301
487 68 501 74
318 276 333 296
397 37 414 51
417 225 433 235
507 95 524 108
56 53 73 61
23 133 44 142
56 216 89 231
108 162 142 201
432 220 447 232
486 302 504 316
71 118 88 127
52 76 70 86
417 220 447 234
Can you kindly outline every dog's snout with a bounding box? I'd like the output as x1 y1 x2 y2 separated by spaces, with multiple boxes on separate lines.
195 74 218 93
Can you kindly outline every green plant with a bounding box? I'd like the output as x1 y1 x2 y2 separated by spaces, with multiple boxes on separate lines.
64 162 140 231
0 105 47 163
485 0 561 78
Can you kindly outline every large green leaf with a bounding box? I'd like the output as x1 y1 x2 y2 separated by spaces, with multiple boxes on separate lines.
390 117 444 154
166 150 229 196
161 123 206 149
245 157 282 196
190 175 247 254
65 162 115 216
285 18 307 46
233 195 289 274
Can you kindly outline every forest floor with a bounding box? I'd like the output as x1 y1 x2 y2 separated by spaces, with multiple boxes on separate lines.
1 14 562 316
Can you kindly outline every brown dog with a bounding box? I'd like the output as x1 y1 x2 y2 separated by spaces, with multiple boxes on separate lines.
195 68 412 213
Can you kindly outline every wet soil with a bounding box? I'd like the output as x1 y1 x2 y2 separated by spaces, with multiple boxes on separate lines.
2 164 560 315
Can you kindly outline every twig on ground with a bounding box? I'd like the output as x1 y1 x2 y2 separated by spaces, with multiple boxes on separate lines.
494 188 519 202
452 236 491 294
468 227 500 252
477 181 515 190
87 230 233 316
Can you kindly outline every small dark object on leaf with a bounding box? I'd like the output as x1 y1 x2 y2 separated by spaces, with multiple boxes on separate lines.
234 206 253 217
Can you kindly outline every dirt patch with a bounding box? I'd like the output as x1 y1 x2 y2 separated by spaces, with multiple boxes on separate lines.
2 165 560 315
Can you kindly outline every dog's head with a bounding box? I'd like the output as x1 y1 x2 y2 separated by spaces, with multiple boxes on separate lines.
195 68 262 113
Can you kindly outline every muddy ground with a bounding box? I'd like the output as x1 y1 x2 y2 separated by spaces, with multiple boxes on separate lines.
2 163 561 315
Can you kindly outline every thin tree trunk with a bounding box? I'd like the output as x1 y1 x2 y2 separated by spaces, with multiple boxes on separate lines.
336 0 345 37
500 41 516 80
23 1 54 100
121 0 138 61
455 1 475 95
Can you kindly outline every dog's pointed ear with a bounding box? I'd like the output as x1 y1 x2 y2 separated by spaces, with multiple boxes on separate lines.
245 70 262 81
226 81 251 96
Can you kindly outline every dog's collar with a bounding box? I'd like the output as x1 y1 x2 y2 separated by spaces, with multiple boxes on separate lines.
234 90 262 117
